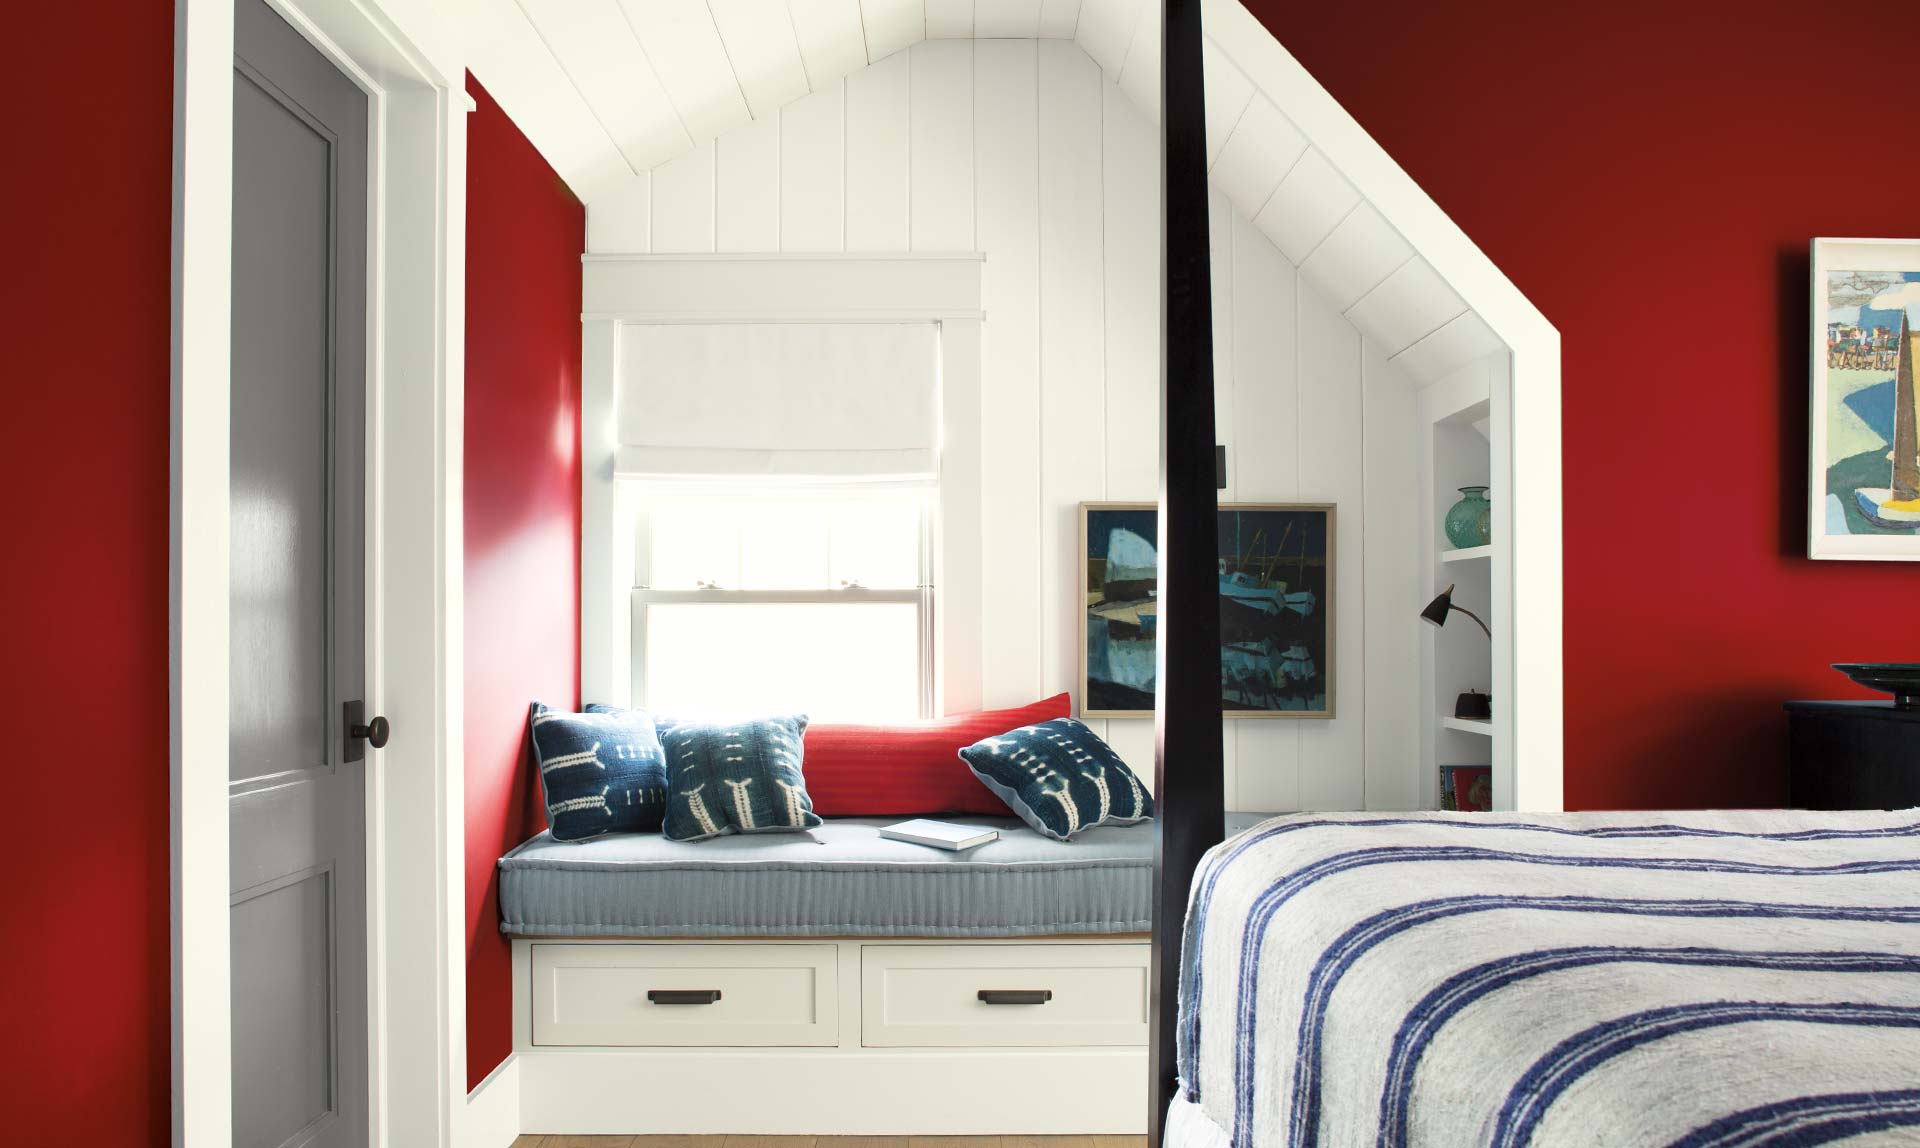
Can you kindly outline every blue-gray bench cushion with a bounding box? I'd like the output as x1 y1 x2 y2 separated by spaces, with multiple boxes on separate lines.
497 815 1151 938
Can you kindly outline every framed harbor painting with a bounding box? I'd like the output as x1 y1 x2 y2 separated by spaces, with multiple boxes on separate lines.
1810 238 1920 560
1079 502 1334 719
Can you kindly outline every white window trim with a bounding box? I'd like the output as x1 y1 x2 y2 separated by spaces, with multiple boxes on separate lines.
580 255 985 717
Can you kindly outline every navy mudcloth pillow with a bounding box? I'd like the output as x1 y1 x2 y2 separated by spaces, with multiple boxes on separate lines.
527 703 668 842
959 717 1153 840
660 715 822 842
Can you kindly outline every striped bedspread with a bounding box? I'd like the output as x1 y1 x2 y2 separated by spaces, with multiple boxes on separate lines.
1170 810 1920 1148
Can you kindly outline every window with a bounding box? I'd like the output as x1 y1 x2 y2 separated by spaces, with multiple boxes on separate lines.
631 484 932 722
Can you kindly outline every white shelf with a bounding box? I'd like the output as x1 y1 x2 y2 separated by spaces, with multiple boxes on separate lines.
1439 545 1492 563
1441 716 1493 736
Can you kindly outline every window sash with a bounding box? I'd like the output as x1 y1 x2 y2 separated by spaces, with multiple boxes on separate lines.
629 586 935 719
626 485 936 719
630 482 934 593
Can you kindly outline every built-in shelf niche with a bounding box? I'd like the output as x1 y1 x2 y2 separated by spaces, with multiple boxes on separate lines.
1419 354 1505 810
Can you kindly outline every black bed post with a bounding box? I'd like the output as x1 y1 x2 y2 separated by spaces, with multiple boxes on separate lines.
1149 0 1223 1143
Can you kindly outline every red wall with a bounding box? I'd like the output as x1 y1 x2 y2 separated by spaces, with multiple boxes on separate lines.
1243 0 1920 810
0 1 174 1141
463 74 584 1091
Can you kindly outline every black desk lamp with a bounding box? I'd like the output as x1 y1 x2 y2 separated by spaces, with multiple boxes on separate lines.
1420 583 1491 638
1421 584 1492 718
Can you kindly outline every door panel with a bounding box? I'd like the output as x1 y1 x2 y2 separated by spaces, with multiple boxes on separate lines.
231 870 335 1148
230 60 332 787
230 0 369 1144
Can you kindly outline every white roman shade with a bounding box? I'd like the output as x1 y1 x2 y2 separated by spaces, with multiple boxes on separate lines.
616 322 939 478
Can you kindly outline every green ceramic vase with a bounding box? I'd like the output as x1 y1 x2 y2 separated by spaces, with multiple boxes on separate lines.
1444 485 1491 549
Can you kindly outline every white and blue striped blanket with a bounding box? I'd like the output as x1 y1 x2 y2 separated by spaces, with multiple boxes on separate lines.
1170 810 1920 1148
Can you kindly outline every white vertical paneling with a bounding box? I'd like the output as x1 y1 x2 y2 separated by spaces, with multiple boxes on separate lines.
617 0 753 142
939 317 986 714
1229 213 1297 499
1074 0 1142 79
715 115 780 251
1114 0 1160 125
861 0 924 60
974 38 1041 707
844 51 912 251
789 0 868 82
977 0 1043 38
909 40 975 251
1362 344 1421 809
586 173 651 253
650 139 717 253
1037 0 1083 38
1228 211 1300 813
708 0 811 118
781 82 847 251
926 0 974 38
1104 719 1156 794
1100 79 1158 500
1037 39 1104 705
1295 279 1365 812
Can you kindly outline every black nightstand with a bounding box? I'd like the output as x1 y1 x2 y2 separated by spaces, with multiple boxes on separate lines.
1785 701 1920 810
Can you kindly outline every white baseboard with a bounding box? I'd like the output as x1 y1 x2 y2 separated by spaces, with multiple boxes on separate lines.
516 1047 1148 1135
461 1053 522 1148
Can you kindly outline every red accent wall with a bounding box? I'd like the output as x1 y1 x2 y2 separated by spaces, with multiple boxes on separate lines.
1243 0 1920 810
464 74 584 1090
0 1 174 1140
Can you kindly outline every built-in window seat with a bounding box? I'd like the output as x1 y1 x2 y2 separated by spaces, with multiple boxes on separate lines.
498 815 1150 938
500 817 1151 1134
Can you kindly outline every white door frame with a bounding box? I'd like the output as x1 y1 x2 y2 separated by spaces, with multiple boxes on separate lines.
170 0 466 1144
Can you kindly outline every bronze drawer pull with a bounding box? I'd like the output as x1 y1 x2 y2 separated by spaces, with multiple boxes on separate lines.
647 989 722 1005
977 989 1053 1005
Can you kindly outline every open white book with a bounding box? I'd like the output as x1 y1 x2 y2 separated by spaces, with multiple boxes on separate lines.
878 819 999 851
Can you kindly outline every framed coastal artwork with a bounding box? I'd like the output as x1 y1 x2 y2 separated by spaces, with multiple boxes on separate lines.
1810 238 1920 560
1079 502 1335 719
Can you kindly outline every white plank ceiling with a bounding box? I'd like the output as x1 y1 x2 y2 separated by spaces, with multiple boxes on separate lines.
466 0 1503 383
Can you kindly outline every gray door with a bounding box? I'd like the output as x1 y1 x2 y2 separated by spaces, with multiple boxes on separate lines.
230 0 370 1144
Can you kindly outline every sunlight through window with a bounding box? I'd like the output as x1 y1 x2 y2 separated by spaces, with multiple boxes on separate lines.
633 485 930 721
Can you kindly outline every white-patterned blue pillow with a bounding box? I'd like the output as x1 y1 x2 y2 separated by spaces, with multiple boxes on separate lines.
958 717 1153 840
659 715 821 842
528 703 667 842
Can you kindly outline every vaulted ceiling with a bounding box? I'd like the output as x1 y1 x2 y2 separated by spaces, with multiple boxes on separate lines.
466 0 1510 381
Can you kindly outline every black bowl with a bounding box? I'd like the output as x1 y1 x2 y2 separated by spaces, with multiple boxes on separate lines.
1832 663 1920 709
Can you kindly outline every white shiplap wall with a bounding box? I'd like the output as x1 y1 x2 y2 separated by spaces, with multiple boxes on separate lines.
587 40 1422 811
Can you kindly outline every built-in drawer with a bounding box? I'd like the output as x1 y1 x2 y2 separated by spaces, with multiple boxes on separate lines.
530 943 838 1047
861 943 1149 1047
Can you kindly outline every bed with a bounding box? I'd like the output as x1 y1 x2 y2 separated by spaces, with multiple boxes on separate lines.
498 814 1152 937
1169 810 1920 1148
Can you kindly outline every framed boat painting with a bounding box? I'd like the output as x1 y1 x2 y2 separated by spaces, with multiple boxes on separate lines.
1810 237 1920 560
1078 502 1335 719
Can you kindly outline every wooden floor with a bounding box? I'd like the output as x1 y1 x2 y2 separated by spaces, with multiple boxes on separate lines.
512 1137 1148 1148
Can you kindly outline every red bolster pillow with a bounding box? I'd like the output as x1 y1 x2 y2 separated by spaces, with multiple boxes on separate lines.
803 693 1073 817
